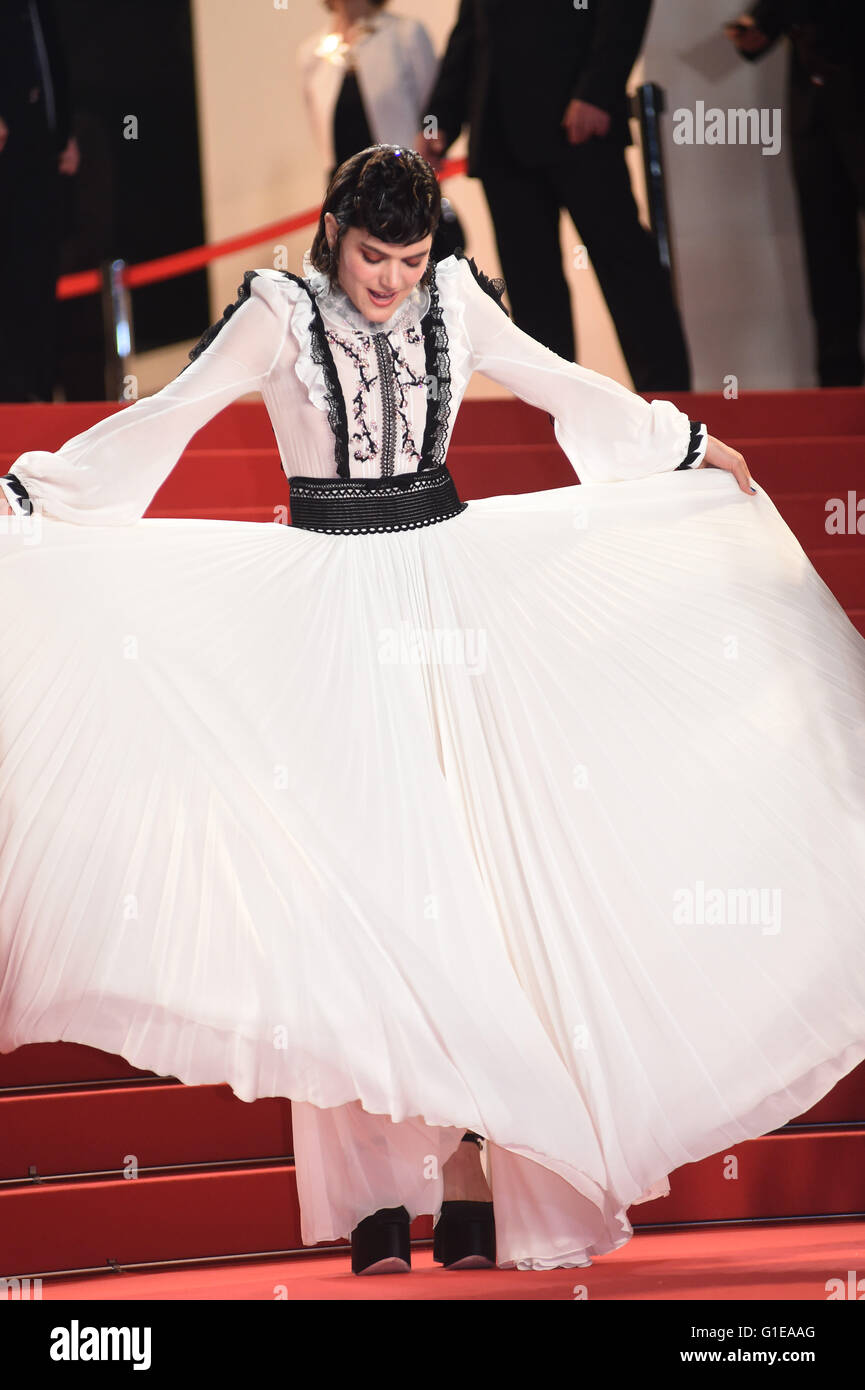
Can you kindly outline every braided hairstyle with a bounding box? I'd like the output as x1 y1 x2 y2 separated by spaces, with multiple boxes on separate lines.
308 144 442 290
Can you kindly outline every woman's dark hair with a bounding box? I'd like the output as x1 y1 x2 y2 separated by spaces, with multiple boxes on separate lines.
308 144 441 289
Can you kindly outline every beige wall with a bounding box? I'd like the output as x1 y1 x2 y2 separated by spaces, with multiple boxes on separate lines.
138 1 833 394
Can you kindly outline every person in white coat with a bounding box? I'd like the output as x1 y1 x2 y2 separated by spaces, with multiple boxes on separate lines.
2 145 865 1277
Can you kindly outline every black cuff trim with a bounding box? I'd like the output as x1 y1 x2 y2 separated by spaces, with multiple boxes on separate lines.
1 473 33 514
675 420 705 470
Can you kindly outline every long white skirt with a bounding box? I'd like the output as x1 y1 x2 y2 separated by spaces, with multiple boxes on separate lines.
2 466 864 1270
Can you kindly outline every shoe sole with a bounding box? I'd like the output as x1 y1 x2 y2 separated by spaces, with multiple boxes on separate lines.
440 1254 497 1270
354 1256 411 1275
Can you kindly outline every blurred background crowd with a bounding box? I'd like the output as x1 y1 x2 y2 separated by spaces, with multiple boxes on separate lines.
0 0 862 403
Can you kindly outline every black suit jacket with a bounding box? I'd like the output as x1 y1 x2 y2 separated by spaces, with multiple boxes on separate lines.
744 0 865 67
426 0 652 174
0 0 71 151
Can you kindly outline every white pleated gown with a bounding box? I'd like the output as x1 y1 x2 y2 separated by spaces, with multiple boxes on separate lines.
1 253 864 1269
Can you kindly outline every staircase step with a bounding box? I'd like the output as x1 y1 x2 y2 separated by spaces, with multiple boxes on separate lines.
646 389 865 441
453 437 865 494
632 1127 865 1227
804 550 865 607
0 1162 436 1278
0 1082 292 1180
769 492 865 549
0 1042 155 1088
2 1125 860 1277
790 1063 865 1123
0 401 279 453
450 391 865 445
3 1058 859 1188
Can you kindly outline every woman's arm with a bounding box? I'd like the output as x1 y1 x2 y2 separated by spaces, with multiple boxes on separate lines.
0 271 289 525
448 255 754 490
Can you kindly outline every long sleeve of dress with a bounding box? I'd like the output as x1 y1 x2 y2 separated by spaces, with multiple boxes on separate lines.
0 272 289 525
452 255 708 484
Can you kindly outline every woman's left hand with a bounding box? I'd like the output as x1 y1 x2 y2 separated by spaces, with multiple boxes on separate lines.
698 434 756 494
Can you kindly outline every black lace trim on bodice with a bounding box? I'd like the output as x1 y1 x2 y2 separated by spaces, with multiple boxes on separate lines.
277 272 352 479
184 271 260 367
452 249 511 319
418 261 452 474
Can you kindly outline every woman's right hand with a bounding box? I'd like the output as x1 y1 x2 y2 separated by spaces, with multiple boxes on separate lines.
0 496 17 516
698 434 756 494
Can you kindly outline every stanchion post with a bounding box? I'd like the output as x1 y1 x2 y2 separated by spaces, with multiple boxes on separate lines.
100 258 134 401
630 81 682 312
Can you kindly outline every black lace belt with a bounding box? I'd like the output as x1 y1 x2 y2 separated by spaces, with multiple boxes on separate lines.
287 465 469 535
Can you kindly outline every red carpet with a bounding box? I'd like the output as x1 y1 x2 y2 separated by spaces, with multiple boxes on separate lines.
20 1220 865 1301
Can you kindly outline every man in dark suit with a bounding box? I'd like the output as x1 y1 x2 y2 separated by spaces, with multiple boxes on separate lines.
726 1 865 386
414 0 692 391
0 0 78 401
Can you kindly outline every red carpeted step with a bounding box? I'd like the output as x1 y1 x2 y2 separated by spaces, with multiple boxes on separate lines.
5 1068 858 1190
2 1127 860 1278
0 1042 156 1088
0 400 279 454
648 389 865 441
632 1128 865 1228
769 492 865 550
2 1164 315 1276
451 390 865 445
791 1063 865 1123
804 551 865 608
0 1164 435 1278
0 1082 292 1181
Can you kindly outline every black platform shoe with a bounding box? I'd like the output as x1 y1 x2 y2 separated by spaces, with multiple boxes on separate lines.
433 1132 497 1270
350 1205 411 1275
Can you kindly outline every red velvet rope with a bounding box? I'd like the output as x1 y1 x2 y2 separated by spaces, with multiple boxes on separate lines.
56 156 467 300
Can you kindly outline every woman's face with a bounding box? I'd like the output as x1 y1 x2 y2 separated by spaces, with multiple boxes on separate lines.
324 213 432 321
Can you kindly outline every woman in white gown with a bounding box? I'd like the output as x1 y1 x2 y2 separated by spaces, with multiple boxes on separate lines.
1 146 864 1274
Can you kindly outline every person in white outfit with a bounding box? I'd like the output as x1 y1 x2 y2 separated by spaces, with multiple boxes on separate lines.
2 146 865 1277
298 0 465 260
